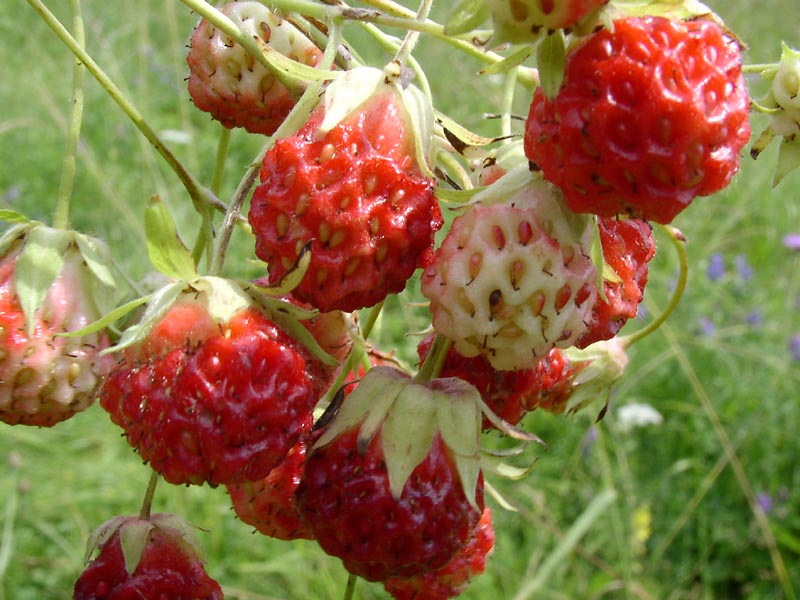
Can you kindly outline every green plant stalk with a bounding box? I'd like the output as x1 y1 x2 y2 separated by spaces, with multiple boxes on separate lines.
358 22 433 100
513 489 617 600
139 471 160 520
392 0 433 65
622 224 688 348
343 573 358 600
0 472 19 600
53 0 86 230
208 20 343 276
500 66 519 139
654 314 796 600
414 333 453 383
192 127 232 269
27 0 220 221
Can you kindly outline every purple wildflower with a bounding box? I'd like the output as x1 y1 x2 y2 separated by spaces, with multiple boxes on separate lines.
745 309 763 327
698 317 715 337
789 334 800 361
707 253 726 281
783 234 800 250
735 254 753 281
756 492 773 514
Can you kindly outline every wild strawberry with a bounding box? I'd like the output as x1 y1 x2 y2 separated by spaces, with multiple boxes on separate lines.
99 279 320 486
295 366 484 582
417 333 538 428
227 438 314 541
529 347 576 413
524 16 751 224
577 218 655 347
73 513 223 600
0 227 114 427
486 0 608 42
383 507 495 600
249 67 442 313
187 1 325 135
421 168 597 371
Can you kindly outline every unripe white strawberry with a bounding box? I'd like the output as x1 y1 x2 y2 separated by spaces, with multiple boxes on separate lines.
186 1 325 135
0 228 115 426
421 168 597 371
486 0 608 43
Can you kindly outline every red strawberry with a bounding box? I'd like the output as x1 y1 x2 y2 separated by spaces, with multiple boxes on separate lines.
577 218 655 347
249 67 442 313
487 0 608 42
524 16 751 224
0 230 114 427
420 168 597 371
186 1 325 135
73 513 223 600
99 281 320 486
227 438 314 541
384 507 495 600
295 366 484 582
529 348 576 414
417 333 538 428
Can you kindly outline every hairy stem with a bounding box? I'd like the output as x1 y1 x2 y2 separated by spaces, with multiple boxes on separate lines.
138 471 160 520
53 0 86 230
414 333 453 384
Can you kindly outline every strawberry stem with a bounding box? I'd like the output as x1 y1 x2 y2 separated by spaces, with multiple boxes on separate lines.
343 573 358 600
53 0 86 231
27 0 223 225
392 0 433 65
414 332 452 384
138 471 160 520
621 224 688 349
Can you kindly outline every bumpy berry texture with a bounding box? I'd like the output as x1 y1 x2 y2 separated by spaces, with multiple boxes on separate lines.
73 515 223 600
529 347 576 414
0 244 111 427
486 0 608 41
383 507 495 600
100 301 317 486
524 16 751 224
421 174 597 371
417 333 539 428
249 86 442 313
187 1 325 135
577 218 655 347
227 438 314 541
295 428 484 582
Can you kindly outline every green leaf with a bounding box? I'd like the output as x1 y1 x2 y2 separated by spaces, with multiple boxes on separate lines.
105 282 184 354
772 136 800 187
60 294 151 340
15 226 71 335
479 45 535 76
75 233 117 289
537 31 566 100
144 197 197 281
0 209 31 224
444 0 490 36
0 223 30 258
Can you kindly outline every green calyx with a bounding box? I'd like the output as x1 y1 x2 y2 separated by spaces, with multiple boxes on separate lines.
564 337 629 414
313 366 483 510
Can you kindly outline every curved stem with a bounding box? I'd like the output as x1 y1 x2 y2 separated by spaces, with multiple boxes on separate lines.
138 471 160 520
622 224 688 348
500 66 519 140
53 0 86 230
28 0 220 220
392 0 433 65
414 333 452 384
343 573 358 600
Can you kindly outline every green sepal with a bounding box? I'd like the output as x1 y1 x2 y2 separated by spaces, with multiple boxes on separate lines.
537 30 566 100
772 136 800 187
0 209 31 224
479 44 535 76
444 0 490 35
435 186 487 205
60 294 151 340
83 516 128 564
436 112 502 149
480 452 537 480
0 223 31 258
144 197 197 282
75 233 116 290
590 219 610 304
15 225 72 336
104 282 185 354
401 82 436 178
118 520 155 576
599 0 713 26
564 338 629 413
320 67 385 134
251 241 311 297
149 513 205 562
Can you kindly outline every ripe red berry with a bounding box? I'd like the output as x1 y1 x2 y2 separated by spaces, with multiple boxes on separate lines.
524 16 751 224
100 295 318 486
577 217 655 347
73 514 223 600
249 72 442 312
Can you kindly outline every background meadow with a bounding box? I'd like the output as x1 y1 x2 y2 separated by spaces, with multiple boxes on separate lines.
1 1 799 598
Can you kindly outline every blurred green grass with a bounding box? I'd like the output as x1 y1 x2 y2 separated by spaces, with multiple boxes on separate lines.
2 1 800 599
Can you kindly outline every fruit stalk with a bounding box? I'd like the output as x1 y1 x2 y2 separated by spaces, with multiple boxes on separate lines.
53 0 85 231
138 471 160 520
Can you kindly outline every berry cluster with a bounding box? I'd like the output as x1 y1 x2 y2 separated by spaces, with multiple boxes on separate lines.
5 0 794 597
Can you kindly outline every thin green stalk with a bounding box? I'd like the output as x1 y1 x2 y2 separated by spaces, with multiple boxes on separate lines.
654 315 796 600
622 224 688 348
343 573 358 600
27 0 220 220
191 127 231 268
500 66 519 139
392 0 433 65
414 333 452 383
208 20 343 276
0 467 20 600
139 471 160 520
53 0 86 230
